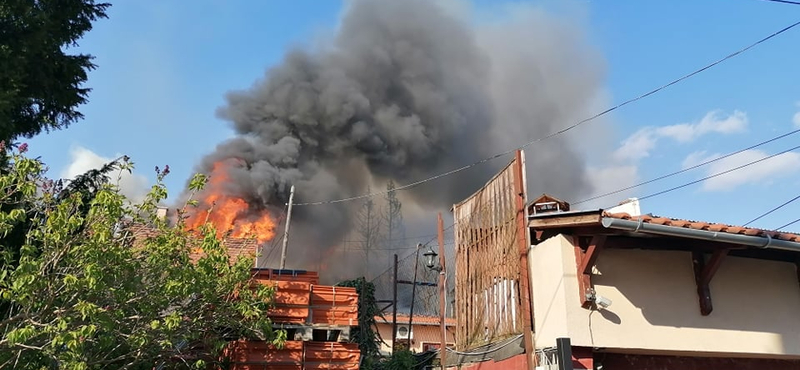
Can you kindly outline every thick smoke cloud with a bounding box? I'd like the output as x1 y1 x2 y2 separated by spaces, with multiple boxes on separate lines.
187 0 608 274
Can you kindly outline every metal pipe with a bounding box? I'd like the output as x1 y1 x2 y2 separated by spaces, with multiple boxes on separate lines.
279 185 295 269
556 337 573 370
601 217 800 252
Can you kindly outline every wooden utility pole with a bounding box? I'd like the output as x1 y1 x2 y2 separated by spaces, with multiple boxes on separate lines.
279 185 295 269
513 150 535 370
392 253 399 355
437 213 448 369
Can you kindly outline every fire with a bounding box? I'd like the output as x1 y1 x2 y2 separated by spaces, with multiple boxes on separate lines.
184 160 277 244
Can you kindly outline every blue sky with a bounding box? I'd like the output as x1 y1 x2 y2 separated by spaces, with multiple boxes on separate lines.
28 0 800 231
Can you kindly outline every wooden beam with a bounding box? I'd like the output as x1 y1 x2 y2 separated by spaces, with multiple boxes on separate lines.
579 236 606 275
528 213 601 229
692 250 728 316
796 260 800 290
701 249 728 286
605 236 745 253
513 150 535 370
573 237 593 309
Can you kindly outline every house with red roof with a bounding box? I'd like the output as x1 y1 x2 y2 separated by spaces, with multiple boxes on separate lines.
373 314 456 356
526 194 800 369
446 151 800 370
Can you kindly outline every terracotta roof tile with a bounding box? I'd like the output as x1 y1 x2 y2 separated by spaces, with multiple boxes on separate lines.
602 212 800 243
124 222 258 263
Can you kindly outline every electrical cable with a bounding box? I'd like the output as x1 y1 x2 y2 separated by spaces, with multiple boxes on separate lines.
444 334 524 356
760 0 800 5
291 19 800 207
635 144 800 202
574 128 800 205
743 194 800 226
776 217 800 231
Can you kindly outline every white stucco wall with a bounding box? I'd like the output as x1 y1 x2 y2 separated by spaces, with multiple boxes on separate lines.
529 234 800 357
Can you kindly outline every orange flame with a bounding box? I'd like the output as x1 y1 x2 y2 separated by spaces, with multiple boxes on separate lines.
185 160 277 244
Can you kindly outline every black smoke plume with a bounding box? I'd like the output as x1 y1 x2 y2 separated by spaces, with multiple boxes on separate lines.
184 0 609 275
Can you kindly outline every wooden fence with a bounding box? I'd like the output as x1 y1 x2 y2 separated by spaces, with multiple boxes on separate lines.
452 150 533 353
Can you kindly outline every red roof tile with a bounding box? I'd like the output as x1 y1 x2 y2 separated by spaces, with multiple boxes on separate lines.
602 212 800 243
124 222 258 263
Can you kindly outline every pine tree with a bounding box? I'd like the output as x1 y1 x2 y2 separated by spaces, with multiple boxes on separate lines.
0 0 110 142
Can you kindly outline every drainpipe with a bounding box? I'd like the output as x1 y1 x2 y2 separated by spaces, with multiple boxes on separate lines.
601 217 800 252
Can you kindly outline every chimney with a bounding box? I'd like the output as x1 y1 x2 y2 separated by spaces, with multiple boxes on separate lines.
607 198 641 217
156 207 168 220
528 194 570 215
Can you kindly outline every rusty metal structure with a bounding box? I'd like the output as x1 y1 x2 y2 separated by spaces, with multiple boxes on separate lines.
452 150 534 367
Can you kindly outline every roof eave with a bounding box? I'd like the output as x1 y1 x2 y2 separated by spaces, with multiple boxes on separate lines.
601 217 800 253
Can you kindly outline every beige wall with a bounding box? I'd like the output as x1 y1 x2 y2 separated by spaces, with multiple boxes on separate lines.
376 322 456 355
529 234 800 357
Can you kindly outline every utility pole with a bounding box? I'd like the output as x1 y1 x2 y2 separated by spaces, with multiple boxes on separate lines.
437 213 447 368
279 185 295 270
392 253 398 355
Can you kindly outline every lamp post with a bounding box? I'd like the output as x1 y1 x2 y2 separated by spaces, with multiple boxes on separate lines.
423 247 441 272
423 213 448 369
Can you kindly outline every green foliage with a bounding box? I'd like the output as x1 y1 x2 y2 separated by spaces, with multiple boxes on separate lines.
378 349 414 370
0 149 283 369
0 0 110 142
337 277 382 370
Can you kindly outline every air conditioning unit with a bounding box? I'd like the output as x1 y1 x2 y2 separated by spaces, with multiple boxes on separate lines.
396 325 413 340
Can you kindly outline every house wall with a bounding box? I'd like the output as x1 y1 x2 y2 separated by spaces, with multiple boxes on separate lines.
529 234 800 357
375 323 456 355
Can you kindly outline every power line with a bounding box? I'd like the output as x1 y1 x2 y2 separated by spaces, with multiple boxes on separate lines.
776 217 800 231
292 19 800 207
574 128 800 205
345 242 454 252
761 0 800 5
636 144 800 202
743 194 800 226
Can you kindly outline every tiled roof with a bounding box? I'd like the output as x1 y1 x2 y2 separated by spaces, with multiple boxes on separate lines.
124 222 258 263
603 212 800 243
374 314 456 326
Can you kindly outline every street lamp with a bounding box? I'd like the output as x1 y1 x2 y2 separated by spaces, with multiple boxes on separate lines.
422 246 442 272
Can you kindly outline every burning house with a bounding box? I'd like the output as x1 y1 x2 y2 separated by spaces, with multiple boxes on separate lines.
176 0 610 281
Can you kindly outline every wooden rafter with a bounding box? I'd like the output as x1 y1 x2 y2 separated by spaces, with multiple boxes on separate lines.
574 235 607 309
580 236 607 275
692 249 729 316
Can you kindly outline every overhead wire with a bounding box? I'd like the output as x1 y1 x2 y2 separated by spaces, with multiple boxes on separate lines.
776 217 800 231
445 334 524 356
291 19 800 207
635 144 800 202
574 128 800 205
760 0 800 5
743 194 800 226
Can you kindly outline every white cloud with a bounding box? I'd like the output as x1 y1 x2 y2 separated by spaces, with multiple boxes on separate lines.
656 110 747 142
697 149 800 191
614 128 658 161
61 146 150 203
614 110 748 161
793 102 800 128
681 150 722 169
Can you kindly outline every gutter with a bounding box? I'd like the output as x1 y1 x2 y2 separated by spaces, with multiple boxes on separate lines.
601 217 800 252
